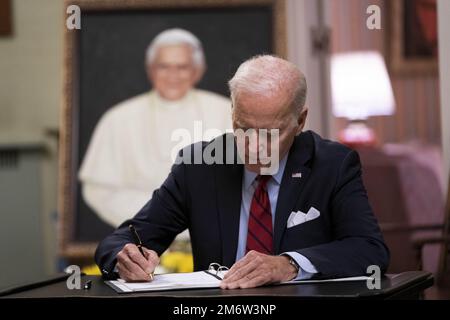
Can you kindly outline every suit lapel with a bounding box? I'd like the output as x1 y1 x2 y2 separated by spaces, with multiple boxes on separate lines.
273 132 314 253
215 135 243 267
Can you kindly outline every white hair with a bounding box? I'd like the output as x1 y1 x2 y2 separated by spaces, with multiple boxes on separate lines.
228 55 307 115
145 28 205 69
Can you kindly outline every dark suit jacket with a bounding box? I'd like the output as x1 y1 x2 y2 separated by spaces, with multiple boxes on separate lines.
95 131 389 279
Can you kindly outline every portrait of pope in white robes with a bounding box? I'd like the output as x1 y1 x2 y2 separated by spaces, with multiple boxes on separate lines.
78 29 232 228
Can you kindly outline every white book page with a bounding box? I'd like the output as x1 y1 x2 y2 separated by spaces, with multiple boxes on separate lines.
109 270 228 292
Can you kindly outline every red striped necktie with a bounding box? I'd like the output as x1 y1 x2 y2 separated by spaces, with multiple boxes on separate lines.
246 175 274 255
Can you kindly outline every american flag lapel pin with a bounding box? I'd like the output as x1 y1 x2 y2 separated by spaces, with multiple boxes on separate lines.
292 172 302 178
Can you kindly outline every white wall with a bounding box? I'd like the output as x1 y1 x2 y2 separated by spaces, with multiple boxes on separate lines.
438 0 450 194
286 0 332 138
0 0 63 276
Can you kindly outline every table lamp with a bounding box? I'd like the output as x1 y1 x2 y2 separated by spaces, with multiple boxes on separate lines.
331 51 396 147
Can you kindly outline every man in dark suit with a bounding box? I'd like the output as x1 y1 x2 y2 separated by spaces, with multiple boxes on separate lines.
95 55 389 289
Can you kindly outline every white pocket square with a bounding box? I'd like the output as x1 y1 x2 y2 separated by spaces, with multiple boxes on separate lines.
287 207 320 228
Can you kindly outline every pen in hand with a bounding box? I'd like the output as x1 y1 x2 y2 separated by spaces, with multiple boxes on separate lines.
129 224 154 281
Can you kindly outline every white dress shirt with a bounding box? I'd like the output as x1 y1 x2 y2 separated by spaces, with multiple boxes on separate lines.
235 155 318 280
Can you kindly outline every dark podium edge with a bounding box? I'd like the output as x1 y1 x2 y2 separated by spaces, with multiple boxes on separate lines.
0 271 434 300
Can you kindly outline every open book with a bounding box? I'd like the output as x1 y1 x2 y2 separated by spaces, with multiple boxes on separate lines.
106 269 228 293
105 263 370 294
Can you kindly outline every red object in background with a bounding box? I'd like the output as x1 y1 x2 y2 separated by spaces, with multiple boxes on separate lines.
338 121 378 149
415 0 438 57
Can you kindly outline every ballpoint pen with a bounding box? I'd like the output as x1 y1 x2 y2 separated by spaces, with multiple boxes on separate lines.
129 224 154 281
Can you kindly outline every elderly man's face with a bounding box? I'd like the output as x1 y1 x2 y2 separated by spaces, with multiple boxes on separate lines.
148 44 201 100
232 91 307 174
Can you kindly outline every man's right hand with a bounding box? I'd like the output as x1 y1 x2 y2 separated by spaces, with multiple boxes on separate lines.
116 243 159 282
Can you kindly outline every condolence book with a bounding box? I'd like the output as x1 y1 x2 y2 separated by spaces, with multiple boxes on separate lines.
106 264 370 293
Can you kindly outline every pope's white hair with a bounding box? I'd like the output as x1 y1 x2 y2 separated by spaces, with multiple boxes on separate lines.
228 55 307 115
145 28 205 69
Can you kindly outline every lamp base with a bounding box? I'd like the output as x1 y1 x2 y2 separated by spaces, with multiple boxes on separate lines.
338 121 377 148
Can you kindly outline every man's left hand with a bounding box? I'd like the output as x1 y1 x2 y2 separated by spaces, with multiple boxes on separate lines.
220 250 298 289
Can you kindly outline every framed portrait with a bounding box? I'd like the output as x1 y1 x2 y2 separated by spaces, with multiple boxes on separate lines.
389 0 438 75
0 0 12 36
59 0 287 262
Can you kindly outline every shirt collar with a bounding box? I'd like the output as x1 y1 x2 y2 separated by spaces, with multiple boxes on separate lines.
243 154 288 190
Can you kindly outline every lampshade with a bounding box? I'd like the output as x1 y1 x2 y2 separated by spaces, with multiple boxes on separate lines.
331 51 396 120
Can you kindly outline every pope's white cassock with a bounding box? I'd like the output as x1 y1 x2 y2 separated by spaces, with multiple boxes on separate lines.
79 89 232 228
